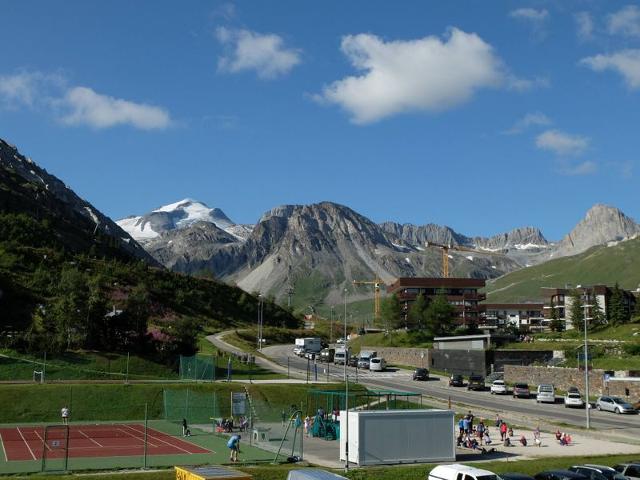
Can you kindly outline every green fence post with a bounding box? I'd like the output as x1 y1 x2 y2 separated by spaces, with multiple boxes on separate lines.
143 403 148 469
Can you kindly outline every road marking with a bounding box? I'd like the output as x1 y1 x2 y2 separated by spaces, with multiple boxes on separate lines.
16 427 37 461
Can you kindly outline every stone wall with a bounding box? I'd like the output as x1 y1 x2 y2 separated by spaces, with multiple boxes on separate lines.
605 379 640 399
504 365 608 394
491 350 554 372
431 349 488 377
361 346 431 369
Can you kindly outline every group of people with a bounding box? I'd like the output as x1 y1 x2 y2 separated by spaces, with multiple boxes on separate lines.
457 413 546 451
555 429 573 446
216 416 248 433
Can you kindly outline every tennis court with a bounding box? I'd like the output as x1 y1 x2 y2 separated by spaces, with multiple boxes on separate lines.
0 423 210 461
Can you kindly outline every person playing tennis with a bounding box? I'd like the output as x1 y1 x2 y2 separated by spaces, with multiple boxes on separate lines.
61 406 70 425
227 434 241 462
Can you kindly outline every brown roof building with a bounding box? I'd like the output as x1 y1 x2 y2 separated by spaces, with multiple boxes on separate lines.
387 277 486 326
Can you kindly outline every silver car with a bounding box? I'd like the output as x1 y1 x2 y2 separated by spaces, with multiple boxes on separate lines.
595 396 637 414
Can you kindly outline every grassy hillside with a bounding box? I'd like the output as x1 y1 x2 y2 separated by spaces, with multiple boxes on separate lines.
485 237 640 303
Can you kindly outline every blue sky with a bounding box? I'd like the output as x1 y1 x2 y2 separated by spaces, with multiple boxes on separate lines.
1 1 639 240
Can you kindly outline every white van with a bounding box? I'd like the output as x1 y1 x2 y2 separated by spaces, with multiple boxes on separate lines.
334 349 347 365
536 384 556 404
369 357 386 372
429 464 501 480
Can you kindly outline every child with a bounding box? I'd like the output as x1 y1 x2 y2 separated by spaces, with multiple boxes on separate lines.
519 435 527 446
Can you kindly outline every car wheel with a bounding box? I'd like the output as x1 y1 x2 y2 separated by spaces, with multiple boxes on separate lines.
615 407 621 414
597 404 601 411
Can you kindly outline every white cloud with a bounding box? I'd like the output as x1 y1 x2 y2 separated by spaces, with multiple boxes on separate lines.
607 5 640 37
575 12 594 41
216 27 301 79
0 72 41 107
506 75 550 92
503 112 552 135
558 160 597 176
580 49 640 88
315 29 521 124
536 130 589 156
58 87 171 130
509 8 549 23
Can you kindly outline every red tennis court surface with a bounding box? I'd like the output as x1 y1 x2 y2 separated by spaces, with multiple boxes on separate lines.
0 424 211 461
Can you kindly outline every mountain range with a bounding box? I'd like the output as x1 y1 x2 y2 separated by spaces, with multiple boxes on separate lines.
117 198 640 309
2 136 638 312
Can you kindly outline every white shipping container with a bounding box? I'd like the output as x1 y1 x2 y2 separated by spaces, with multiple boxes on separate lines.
339 409 455 466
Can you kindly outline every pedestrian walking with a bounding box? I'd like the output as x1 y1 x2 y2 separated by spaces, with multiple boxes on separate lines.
182 418 191 437
227 434 241 462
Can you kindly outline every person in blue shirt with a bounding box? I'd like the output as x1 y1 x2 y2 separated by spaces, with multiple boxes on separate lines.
458 418 464 435
227 435 241 462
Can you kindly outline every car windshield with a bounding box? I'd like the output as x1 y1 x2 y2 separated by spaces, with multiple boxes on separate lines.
568 393 581 398
611 397 626 404
494 381 504 385
416 369 426 373
515 384 528 389
477 475 500 480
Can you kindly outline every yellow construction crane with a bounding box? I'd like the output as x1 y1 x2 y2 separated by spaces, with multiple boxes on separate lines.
425 241 505 278
352 276 385 323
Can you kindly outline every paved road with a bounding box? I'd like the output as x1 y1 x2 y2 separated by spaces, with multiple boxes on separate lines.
262 344 640 435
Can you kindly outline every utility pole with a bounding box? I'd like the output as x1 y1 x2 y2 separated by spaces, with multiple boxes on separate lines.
330 306 334 343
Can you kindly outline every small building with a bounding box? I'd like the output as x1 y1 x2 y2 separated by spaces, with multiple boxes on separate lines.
386 277 486 326
433 334 491 351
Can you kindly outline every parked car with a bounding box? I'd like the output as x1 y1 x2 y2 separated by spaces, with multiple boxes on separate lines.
490 380 508 395
596 396 638 414
449 374 464 387
536 384 556 404
564 392 585 408
534 470 588 480
348 355 359 367
513 383 530 398
413 368 429 381
369 357 386 372
357 358 371 369
569 465 627 480
429 464 500 480
613 463 640 480
467 375 486 391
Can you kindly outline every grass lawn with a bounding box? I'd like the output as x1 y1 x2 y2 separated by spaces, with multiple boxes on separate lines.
0 349 178 381
12 453 640 480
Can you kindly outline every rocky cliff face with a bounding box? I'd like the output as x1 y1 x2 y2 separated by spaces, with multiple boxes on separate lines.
0 138 154 263
552 204 640 258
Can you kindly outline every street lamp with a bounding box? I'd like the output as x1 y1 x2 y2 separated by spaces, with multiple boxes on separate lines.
257 294 264 351
343 286 349 472
330 305 335 343
577 284 591 429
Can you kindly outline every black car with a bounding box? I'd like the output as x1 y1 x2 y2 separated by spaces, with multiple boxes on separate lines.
413 368 429 381
569 465 627 480
348 355 358 367
449 374 464 387
467 375 486 391
502 474 536 480
535 471 589 480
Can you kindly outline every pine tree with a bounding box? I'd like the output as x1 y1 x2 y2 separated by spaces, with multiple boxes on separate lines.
608 283 628 325
549 299 564 332
407 293 427 330
569 290 584 331
380 294 403 330
424 290 455 335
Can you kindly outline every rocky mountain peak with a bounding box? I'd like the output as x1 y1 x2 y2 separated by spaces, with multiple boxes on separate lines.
555 203 640 257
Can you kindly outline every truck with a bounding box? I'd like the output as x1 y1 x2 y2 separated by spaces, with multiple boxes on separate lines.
294 337 322 356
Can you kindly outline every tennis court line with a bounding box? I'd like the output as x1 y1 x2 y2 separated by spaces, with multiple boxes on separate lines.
116 427 159 449
32 429 52 452
77 429 103 447
121 424 194 454
0 432 8 462
16 427 36 461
